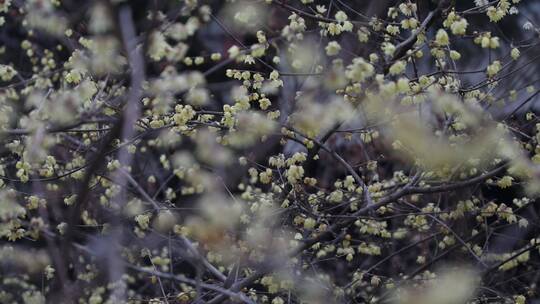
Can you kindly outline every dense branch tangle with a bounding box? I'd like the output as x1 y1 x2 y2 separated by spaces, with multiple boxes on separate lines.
1 1 540 304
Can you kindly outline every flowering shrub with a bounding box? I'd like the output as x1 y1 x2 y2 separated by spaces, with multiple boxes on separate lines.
1 0 540 303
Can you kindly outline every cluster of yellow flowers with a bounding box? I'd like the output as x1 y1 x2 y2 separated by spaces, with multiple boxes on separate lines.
1 0 540 303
